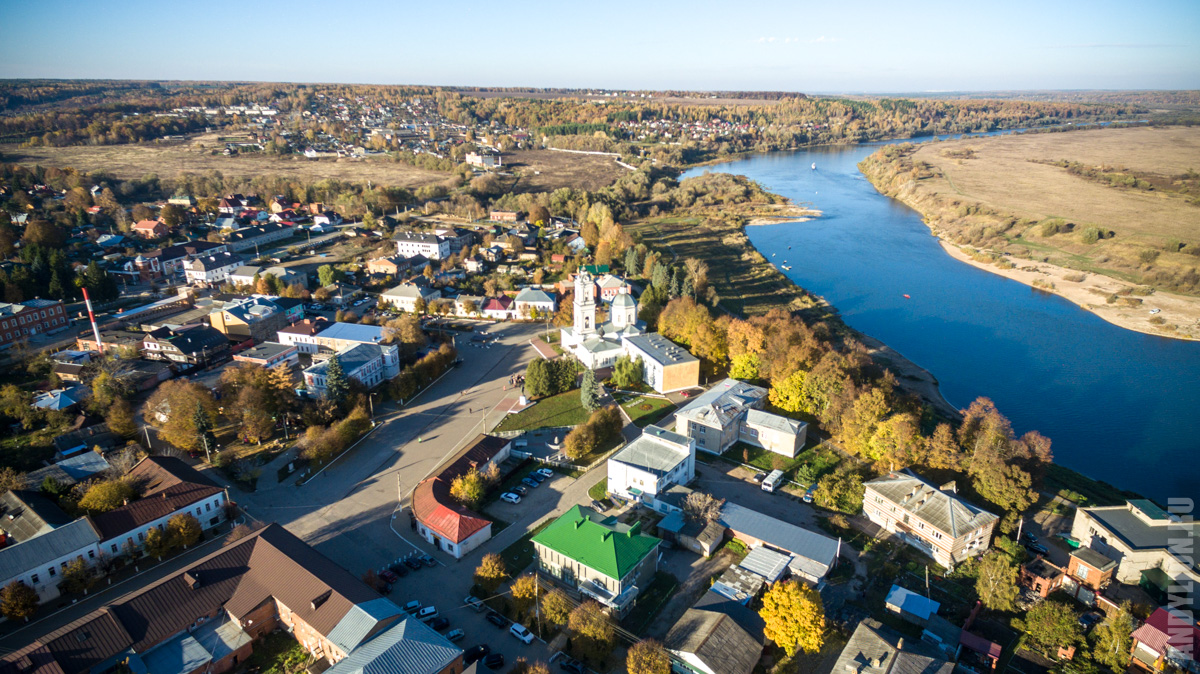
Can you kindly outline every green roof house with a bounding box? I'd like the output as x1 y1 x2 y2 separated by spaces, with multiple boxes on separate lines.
532 505 661 617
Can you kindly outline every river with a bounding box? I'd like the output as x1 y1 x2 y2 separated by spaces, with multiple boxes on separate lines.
681 134 1200 503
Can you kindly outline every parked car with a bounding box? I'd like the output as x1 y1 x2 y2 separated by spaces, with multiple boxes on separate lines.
536 468 554 479
521 477 539 489
404 557 423 570
559 658 585 674
1023 540 1050 555
388 562 409 577
752 472 767 483
1022 531 1040 545
464 595 485 612
501 492 522 504
429 617 450 631
403 600 422 614
446 629 465 643
530 472 546 483
417 606 439 622
1079 611 1104 632
379 569 399 584
590 499 608 512
484 654 505 670
377 582 392 595
512 485 528 496
486 612 510 628
802 488 815 504
420 554 437 567
510 623 534 644
464 645 491 665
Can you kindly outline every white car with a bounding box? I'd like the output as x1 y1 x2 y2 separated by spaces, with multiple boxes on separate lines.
535 468 554 479
500 492 521 504
510 623 534 644
417 606 439 622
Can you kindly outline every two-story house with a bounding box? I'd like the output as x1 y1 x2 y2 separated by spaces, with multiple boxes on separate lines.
303 343 390 394
313 322 399 378
277 317 330 354
514 287 557 318
209 296 290 342
142 325 231 369
532 505 662 617
0 299 69 351
184 251 244 286
393 230 449 260
674 378 807 457
863 472 998 569
381 283 442 313
607 426 696 501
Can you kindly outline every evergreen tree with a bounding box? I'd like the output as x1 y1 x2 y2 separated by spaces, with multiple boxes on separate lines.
669 267 682 299
323 354 350 402
193 400 216 457
525 358 552 398
651 262 669 291
580 368 600 412
624 247 640 276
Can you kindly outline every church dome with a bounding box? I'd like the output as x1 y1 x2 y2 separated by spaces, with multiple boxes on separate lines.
612 292 636 308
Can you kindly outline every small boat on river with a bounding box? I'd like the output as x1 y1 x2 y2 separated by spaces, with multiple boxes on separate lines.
903 294 911 299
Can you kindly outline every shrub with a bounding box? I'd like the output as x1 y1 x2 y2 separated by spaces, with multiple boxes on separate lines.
1080 227 1102 244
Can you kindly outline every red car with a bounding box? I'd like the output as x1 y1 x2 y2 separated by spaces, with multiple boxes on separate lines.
380 569 399 584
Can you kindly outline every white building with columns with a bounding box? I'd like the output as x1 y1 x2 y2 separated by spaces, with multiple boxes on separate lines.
559 269 644 369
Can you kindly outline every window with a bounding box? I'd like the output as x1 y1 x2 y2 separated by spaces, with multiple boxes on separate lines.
205 503 211 512
210 517 219 526
1077 566 1089 580
48 567 56 577
111 544 118 554
196 508 202 517
88 550 95 559
138 532 144 542
31 574 39 584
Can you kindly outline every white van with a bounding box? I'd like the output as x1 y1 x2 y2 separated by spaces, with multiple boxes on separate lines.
762 469 785 493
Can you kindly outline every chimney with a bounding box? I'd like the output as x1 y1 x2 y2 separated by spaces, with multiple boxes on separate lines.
940 481 957 494
897 638 904 650
184 572 200 589
869 658 881 669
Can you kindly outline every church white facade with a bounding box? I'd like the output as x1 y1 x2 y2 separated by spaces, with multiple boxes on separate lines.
560 270 644 369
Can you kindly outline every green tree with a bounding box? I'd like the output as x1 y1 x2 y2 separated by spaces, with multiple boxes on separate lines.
0 467 27 494
813 469 864 514
525 358 552 398
760 579 826 657
611 355 644 388
323 354 350 403
106 398 136 437
580 368 601 412
193 400 216 457
168 513 202 547
1020 600 1082 652
474 553 507 594
143 380 218 452
627 640 671 674
58 558 96 595
624 247 641 276
317 264 343 287
0 580 39 621
974 550 1020 611
1091 602 1134 670
450 468 486 509
78 479 137 513
143 526 174 558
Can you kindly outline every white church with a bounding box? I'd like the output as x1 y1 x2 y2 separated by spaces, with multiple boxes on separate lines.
560 270 700 393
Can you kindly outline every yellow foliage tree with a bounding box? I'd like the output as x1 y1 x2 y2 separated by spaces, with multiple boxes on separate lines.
474 553 507 594
627 640 671 674
759 579 825 657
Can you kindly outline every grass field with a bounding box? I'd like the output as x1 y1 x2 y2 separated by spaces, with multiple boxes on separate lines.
0 136 624 193
494 389 589 432
620 396 676 428
863 126 1200 297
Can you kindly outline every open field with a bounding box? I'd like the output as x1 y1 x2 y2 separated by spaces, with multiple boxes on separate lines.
0 133 624 193
860 126 1200 340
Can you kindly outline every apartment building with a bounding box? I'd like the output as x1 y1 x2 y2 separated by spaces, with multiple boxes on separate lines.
863 472 998 569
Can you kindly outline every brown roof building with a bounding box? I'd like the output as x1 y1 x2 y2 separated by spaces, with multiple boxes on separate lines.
0 524 414 674
412 435 511 560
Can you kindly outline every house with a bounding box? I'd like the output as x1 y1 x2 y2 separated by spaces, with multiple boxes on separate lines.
664 608 762 674
51 360 87 383
124 359 175 392
717 502 840 584
215 216 240 230
367 255 411 277
563 233 587 253
0 491 73 546
53 424 119 458
674 378 807 457
454 295 484 317
32 386 89 411
132 219 170 239
434 227 476 253
863 472 999 569
225 222 293 252
833 620 955 674
607 426 696 501
209 296 290 342
1020 556 1065 598
739 546 794 584
324 616 464 674
488 209 520 222
95 233 125 248
623 333 700 394
532 505 661 617
480 296 514 320
0 524 434 674
277 318 330 354
184 251 244 286
595 274 632 303
142 325 231 369
131 240 227 280
304 344 391 394
513 287 557 319
381 284 442 313
90 457 229 557
1069 499 1199 603
227 265 304 288
0 299 70 350
468 153 502 169
560 272 645 370
884 585 940 626
76 328 145 355
412 435 512 558
0 518 101 603
168 195 196 207
1130 607 1200 673
1066 547 1117 592
394 230 449 260
30 451 111 489
234 341 300 369
323 282 363 308
314 322 400 377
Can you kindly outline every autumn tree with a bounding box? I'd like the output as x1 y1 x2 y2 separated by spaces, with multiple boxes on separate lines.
78 479 137 513
681 492 725 523
106 398 137 437
168 513 202 547
450 468 486 508
760 579 826 657
627 640 671 674
568 600 615 663
814 468 864 514
474 553 507 594
59 558 96 595
1018 600 1082 652
143 526 174 559
511 573 540 620
0 580 39 621
974 550 1019 611
541 588 573 627
0 467 27 494
1091 602 1135 670
611 354 644 388
143 380 218 452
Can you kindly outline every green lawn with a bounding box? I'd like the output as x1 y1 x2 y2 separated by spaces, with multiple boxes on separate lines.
1 426 65 472
620 396 676 428
499 517 556 574
1044 463 1138 506
495 390 589 432
588 478 608 501
238 630 309 674
722 440 843 487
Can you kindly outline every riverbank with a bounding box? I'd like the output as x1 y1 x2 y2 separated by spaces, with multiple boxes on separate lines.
938 240 1200 340
858 127 1200 341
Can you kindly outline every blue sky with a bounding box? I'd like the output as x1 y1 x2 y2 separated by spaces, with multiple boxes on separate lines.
2 0 1198 91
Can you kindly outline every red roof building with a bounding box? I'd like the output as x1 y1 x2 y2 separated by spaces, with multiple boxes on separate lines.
1131 608 1200 672
412 435 511 559
131 219 169 239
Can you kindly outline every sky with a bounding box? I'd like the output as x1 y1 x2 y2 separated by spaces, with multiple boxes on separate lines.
2 0 1198 92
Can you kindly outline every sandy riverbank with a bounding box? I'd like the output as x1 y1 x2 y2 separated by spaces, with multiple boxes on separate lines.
939 240 1200 341
745 203 821 226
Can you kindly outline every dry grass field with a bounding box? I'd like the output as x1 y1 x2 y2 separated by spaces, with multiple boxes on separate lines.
0 133 625 193
912 126 1200 244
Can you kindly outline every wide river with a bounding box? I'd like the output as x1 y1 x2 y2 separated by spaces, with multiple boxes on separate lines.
682 135 1200 503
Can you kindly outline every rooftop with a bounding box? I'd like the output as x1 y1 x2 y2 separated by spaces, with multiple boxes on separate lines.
745 409 804 435
675 378 766 429
0 490 73 543
885 585 941 621
325 616 462 674
0 519 100 584
663 609 761 674
718 502 838 577
623 333 698 367
834 619 955 674
412 436 507 544
307 343 386 377
235 341 296 361
532 505 661 580
1082 502 1199 571
89 457 224 541
864 472 998 539
317 322 387 344
610 425 692 476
